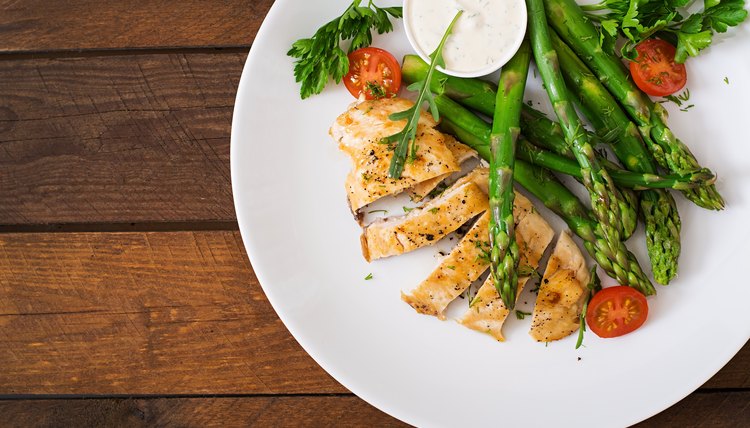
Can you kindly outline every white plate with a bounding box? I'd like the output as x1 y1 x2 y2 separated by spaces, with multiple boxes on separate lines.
231 1 750 426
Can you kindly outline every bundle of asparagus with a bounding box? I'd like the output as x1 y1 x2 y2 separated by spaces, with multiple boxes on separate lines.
399 0 721 296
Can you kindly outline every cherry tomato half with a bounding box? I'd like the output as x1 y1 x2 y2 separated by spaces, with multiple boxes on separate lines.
343 47 401 100
629 39 687 97
586 286 649 338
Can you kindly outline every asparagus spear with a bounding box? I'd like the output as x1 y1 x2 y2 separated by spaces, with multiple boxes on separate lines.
543 0 724 210
517 139 713 190
435 102 654 295
551 31 682 284
487 40 531 309
526 0 633 271
401 55 637 239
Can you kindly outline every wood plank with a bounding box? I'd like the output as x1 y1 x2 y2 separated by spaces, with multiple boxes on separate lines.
0 230 748 397
0 232 747 395
0 231 344 394
0 53 244 225
1 392 748 427
0 397 407 428
636 391 750 428
0 0 273 52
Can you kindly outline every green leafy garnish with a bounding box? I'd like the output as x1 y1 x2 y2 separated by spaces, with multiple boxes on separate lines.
575 266 602 349
364 272 374 280
515 310 532 320
583 0 747 63
383 10 463 178
287 1 402 99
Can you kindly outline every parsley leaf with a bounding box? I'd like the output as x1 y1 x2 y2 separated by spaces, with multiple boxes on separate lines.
287 1 402 99
584 0 747 63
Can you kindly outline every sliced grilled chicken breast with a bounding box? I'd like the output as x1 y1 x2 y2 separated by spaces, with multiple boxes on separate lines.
408 135 478 202
401 211 491 319
529 231 590 342
458 194 555 341
361 179 488 261
330 98 460 212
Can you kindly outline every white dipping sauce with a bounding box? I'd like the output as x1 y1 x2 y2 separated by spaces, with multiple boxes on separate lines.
406 0 526 75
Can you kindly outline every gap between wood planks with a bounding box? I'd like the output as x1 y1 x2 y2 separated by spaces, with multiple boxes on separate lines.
0 221 239 234
0 388 745 401
0 46 250 61
0 393 356 400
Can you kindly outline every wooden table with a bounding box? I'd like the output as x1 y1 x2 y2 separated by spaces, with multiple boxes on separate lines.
0 1 747 426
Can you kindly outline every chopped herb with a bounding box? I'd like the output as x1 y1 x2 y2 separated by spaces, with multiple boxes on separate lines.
659 89 691 108
429 207 440 214
724 76 730 85
518 265 541 280
515 310 532 320
365 80 388 99
368 209 388 214
402 206 415 213
680 104 695 112
446 265 456 270
361 172 371 181
427 182 449 199
364 273 373 280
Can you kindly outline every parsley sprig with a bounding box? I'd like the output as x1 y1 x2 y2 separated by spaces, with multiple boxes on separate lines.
584 0 747 63
383 10 463 179
287 1 402 99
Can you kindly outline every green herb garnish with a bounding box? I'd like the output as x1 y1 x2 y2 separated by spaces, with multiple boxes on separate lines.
575 266 602 349
364 273 373 280
365 80 389 99
287 1 402 99
383 10 463 178
515 310 532 320
584 0 748 62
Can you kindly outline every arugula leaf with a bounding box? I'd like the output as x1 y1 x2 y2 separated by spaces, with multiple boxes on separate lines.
575 266 602 350
383 10 463 179
287 1 402 99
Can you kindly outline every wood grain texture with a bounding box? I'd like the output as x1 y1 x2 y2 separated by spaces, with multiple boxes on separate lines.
0 0 274 53
0 231 746 396
0 231 343 394
0 397 407 428
1 392 748 428
0 53 244 225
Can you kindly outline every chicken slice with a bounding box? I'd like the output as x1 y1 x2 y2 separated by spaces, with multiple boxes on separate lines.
408 135 478 202
458 196 555 341
330 98 460 212
452 167 536 225
529 231 590 342
361 179 488 261
401 211 490 319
